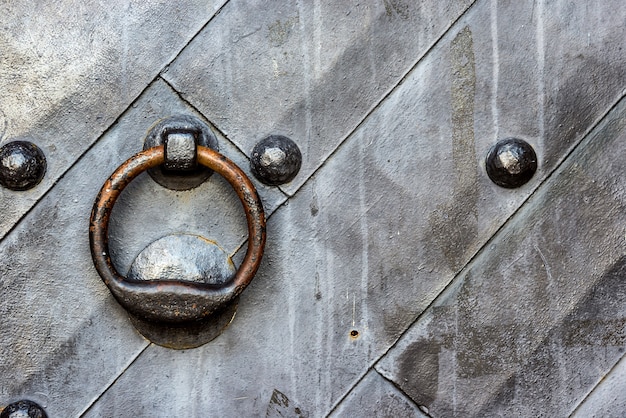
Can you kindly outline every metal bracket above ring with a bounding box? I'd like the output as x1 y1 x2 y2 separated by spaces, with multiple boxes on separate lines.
143 115 218 190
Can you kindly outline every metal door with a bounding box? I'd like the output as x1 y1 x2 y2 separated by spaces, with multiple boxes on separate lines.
1 1 625 416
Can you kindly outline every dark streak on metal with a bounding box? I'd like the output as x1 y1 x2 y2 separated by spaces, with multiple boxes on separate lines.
89 145 266 324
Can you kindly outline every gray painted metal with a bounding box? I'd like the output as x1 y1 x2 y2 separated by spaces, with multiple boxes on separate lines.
0 0 228 239
328 371 428 418
376 96 626 416
162 0 475 195
573 353 626 417
0 0 625 417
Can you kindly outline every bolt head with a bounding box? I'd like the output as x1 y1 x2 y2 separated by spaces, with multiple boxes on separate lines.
250 135 302 186
0 141 47 191
485 138 537 188
0 400 47 418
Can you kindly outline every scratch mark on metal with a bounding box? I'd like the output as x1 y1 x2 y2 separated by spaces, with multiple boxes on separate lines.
505 254 525 271
534 244 552 282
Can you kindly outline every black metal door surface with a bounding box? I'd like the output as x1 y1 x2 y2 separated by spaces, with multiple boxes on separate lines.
1 1 625 417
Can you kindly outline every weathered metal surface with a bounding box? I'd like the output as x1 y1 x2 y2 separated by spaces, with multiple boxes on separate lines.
0 0 625 416
329 371 428 418
106 83 287 282
0 141 46 191
572 351 626 417
0 0 228 238
162 0 475 194
127 234 238 349
376 96 626 416
79 1 625 416
143 115 219 190
164 131 197 171
128 234 236 285
0 79 280 416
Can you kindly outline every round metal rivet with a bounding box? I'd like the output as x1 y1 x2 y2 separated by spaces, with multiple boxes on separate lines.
250 135 302 186
0 141 46 191
0 400 47 418
485 138 537 188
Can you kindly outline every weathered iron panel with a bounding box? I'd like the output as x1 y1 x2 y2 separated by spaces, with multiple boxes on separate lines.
328 371 427 417
0 79 283 416
377 96 626 416
573 353 626 417
0 0 227 239
0 0 624 416
162 0 475 195
79 1 624 416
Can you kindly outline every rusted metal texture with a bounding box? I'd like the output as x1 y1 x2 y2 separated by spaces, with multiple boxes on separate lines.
90 145 266 323
1 0 625 416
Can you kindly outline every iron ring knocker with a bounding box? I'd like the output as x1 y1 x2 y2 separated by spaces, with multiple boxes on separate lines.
89 145 266 324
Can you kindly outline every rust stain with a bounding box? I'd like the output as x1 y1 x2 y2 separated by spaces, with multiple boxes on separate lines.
427 26 478 273
268 15 299 47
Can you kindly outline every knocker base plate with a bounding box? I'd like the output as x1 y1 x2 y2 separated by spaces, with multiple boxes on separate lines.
127 234 238 349
129 299 238 349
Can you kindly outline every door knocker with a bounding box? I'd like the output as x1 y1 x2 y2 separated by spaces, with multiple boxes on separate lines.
89 118 265 348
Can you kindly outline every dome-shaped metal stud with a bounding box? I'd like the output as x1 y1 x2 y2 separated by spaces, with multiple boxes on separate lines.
250 135 302 186
485 138 537 188
0 400 48 418
0 141 47 191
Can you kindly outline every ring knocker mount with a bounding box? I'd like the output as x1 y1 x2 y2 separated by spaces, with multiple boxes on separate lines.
89 116 266 349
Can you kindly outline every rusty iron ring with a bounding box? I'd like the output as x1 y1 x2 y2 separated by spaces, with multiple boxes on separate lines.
89 145 266 323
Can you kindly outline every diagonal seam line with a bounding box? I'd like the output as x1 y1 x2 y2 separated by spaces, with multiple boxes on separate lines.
319 0 480 412
376 370 435 418
158 76 290 201
161 0 232 76
158 77 293 259
278 0 479 199
0 0 233 248
158 76 251 160
78 343 152 417
369 88 626 398
0 76 159 245
0 2 232 412
568 345 626 416
325 368 435 418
